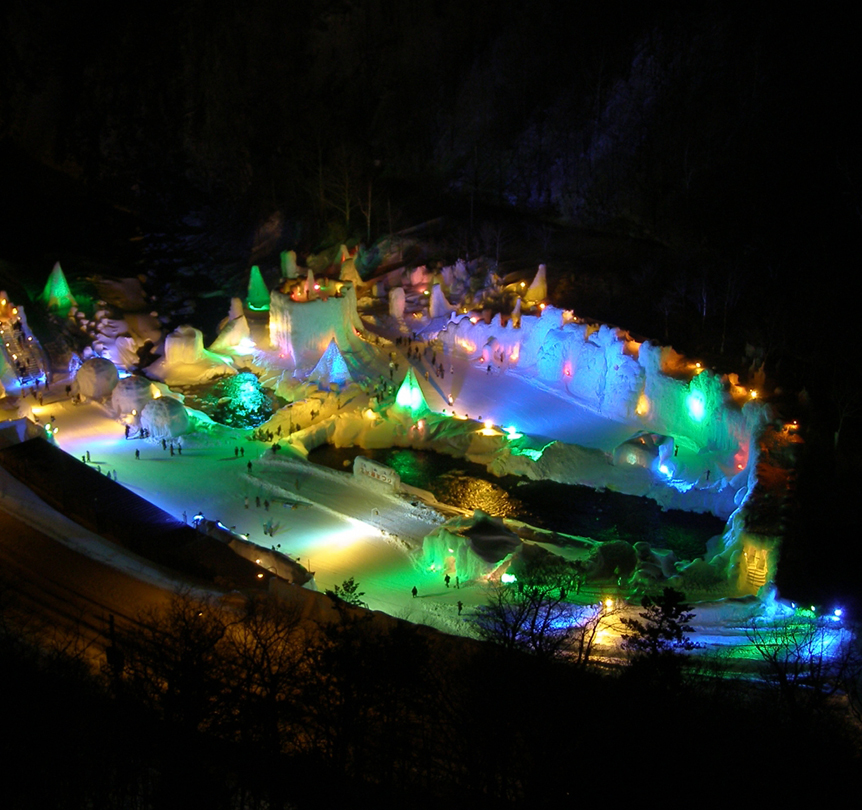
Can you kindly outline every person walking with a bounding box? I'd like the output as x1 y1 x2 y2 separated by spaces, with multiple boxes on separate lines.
444 574 451 588
135 449 140 460
457 601 463 616
247 460 252 473
411 586 418 598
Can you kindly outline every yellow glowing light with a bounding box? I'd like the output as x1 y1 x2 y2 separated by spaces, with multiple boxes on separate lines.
363 408 376 420
539 303 546 310
604 598 614 609
636 393 650 416
749 390 758 399
255 559 262 564
12 308 18 314
484 419 492 429
153 391 161 398
131 409 137 416
257 573 264 579
520 282 525 288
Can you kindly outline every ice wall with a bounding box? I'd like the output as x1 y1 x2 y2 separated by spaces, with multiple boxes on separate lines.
269 281 367 369
439 307 769 466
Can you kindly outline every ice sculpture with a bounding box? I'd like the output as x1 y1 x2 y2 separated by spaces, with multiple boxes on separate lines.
422 511 522 582
140 396 190 439
147 325 234 384
111 374 157 418
394 367 429 414
280 250 299 279
389 287 406 319
246 265 270 311
38 262 77 317
209 298 251 355
74 357 119 400
524 263 547 304
429 284 454 319
269 280 366 368
306 338 354 389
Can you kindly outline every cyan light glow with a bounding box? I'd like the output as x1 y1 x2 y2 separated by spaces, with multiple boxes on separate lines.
686 391 705 422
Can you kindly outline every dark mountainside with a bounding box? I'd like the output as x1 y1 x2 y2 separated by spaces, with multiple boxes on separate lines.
1 2 860 606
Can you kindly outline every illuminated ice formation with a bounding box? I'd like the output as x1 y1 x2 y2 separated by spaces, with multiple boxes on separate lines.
389 287 406 319
394 367 429 415
140 396 190 439
339 251 363 286
423 511 522 582
38 262 77 317
148 326 235 385
111 374 157 418
429 284 454 319
209 298 251 355
246 265 270 311
269 280 366 368
280 250 299 279
440 306 768 463
306 338 354 389
524 263 547 304
74 357 119 399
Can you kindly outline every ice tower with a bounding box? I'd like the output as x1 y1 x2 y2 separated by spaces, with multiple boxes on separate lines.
394 367 429 415
38 262 77 317
246 266 270 311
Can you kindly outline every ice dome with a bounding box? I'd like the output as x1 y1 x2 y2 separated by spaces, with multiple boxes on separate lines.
112 374 157 417
140 396 190 439
75 357 119 399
